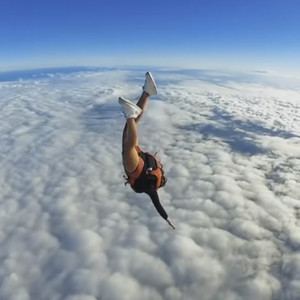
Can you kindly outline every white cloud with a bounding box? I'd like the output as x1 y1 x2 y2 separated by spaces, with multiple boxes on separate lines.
0 68 299 299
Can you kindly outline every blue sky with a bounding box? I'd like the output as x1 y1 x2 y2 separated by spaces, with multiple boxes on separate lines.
1 0 299 72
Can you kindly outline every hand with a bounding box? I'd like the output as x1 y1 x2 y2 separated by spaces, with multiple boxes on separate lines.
167 219 175 230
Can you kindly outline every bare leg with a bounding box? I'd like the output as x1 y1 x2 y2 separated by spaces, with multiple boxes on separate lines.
122 91 151 173
122 91 150 149
135 91 150 124
122 119 140 173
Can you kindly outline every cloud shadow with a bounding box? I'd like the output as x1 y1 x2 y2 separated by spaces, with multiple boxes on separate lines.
81 103 120 132
182 123 266 155
179 108 299 155
211 108 300 139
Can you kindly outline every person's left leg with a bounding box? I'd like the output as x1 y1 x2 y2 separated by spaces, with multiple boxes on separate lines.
135 91 150 124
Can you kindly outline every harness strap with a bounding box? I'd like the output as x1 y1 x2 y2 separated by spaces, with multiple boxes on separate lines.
124 147 164 191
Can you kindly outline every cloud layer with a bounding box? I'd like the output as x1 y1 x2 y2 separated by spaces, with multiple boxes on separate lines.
0 68 299 300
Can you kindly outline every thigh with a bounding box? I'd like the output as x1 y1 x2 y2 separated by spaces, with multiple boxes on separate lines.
122 147 140 173
122 123 127 150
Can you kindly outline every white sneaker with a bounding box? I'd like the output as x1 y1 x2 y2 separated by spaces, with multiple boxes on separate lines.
143 72 158 96
118 97 142 119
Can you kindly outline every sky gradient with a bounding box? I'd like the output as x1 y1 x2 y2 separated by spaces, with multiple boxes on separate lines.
1 0 300 72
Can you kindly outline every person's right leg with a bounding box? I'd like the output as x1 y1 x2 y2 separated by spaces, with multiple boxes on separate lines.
120 72 158 172
121 90 149 154
121 89 150 151
122 118 140 173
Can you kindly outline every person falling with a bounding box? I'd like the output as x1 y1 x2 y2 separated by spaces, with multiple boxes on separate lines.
119 72 175 229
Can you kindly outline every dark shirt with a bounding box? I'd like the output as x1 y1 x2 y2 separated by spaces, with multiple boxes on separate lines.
147 190 168 220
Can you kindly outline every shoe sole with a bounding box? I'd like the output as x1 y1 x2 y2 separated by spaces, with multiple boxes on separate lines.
118 97 142 113
145 72 158 95
118 97 132 105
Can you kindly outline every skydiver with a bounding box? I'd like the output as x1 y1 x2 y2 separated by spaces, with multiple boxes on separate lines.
119 72 175 229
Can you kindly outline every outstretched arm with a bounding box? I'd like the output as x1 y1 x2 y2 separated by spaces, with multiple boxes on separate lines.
147 190 175 229
149 190 168 220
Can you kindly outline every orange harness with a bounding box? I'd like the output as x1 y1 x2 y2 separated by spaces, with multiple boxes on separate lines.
125 147 165 192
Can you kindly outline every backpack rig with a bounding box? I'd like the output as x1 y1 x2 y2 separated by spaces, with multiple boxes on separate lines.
125 150 167 193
